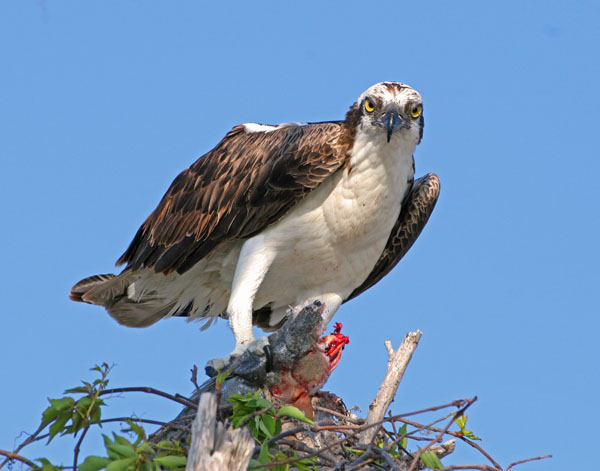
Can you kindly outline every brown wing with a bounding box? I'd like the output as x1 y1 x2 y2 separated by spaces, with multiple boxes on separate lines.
117 122 351 274
345 173 441 302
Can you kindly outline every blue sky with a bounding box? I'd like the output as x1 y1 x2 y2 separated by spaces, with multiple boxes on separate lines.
1 1 598 469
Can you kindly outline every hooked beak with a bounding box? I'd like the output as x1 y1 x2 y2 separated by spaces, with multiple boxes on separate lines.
379 109 409 142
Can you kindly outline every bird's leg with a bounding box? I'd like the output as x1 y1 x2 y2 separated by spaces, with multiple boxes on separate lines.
206 235 276 373
317 293 343 326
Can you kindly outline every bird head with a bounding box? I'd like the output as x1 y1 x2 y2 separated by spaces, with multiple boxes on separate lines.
347 81 424 145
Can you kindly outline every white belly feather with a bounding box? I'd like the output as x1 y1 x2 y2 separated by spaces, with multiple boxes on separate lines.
254 134 414 310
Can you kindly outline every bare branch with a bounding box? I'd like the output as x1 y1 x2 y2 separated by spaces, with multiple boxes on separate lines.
186 393 254 471
98 386 197 409
73 426 89 471
360 330 422 444
0 450 37 469
506 454 552 470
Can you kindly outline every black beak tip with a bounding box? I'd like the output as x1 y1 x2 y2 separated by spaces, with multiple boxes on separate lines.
382 110 405 143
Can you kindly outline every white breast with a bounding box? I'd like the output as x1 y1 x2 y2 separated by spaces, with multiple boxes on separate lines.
253 129 415 311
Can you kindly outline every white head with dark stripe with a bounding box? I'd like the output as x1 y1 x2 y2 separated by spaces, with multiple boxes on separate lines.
347 82 424 146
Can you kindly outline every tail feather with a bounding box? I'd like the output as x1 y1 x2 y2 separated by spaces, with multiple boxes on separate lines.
69 271 175 328
106 297 177 328
69 274 117 302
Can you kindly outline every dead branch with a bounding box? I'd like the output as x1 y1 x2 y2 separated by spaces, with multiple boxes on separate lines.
186 393 254 471
360 330 422 444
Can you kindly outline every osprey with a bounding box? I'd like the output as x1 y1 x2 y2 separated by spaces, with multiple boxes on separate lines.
70 82 440 367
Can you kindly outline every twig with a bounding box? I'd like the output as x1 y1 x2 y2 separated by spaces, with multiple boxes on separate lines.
73 426 90 471
388 398 468 420
266 426 309 445
190 365 201 395
407 397 477 471
0 450 37 469
276 439 336 466
0 422 47 469
345 448 376 470
101 416 192 435
360 330 422 444
237 406 274 428
314 405 363 424
395 416 502 469
372 446 403 471
506 454 552 470
98 387 197 409
439 466 500 471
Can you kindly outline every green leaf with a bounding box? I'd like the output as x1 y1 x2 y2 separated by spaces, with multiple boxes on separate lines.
49 397 76 412
453 414 481 440
77 396 93 410
215 369 232 386
454 414 467 429
246 398 258 408
261 414 276 437
70 410 83 432
48 412 70 443
35 458 63 471
113 434 134 447
228 393 248 404
41 406 59 428
231 414 248 429
105 442 137 459
344 447 364 456
105 457 136 471
255 398 273 409
248 459 267 471
258 442 270 464
294 455 317 471
104 436 120 460
90 405 102 425
256 419 272 440
124 420 146 441
64 386 90 394
92 363 110 374
277 405 314 424
41 397 75 428
398 423 408 454
137 442 154 455
420 451 443 469
153 455 187 468
79 456 112 471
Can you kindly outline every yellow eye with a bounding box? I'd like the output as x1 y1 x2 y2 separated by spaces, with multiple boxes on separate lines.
411 105 422 119
364 99 375 113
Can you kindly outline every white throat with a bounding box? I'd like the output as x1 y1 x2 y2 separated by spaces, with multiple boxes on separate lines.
349 126 417 180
